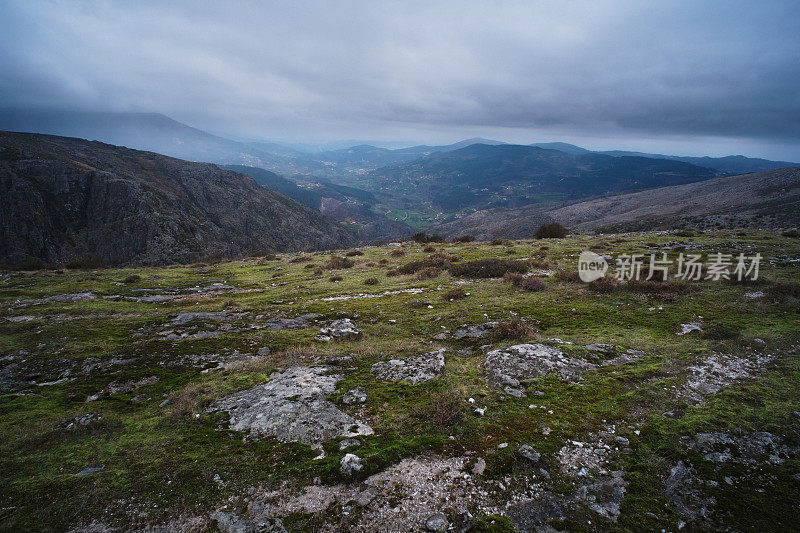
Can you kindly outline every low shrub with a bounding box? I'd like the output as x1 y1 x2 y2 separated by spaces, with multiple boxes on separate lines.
423 245 436 253
674 229 696 237
448 259 529 278
488 317 536 343
329 275 343 282
416 267 441 280
534 222 568 239
452 235 475 243
413 390 466 427
378 258 389 265
399 254 453 275
364 277 379 285
412 232 445 244
327 256 355 269
386 269 401 277
289 255 312 263
553 269 582 283
123 274 141 284
782 228 800 238
390 249 406 257
346 250 364 256
442 287 467 300
490 238 512 246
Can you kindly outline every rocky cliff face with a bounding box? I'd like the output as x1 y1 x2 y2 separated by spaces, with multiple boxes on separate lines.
0 132 356 267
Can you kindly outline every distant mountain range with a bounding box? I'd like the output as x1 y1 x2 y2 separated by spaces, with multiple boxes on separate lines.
3 109 793 179
366 143 718 211
1 108 797 241
0 132 355 267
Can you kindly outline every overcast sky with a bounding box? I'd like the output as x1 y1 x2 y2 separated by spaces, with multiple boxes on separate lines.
1 0 798 159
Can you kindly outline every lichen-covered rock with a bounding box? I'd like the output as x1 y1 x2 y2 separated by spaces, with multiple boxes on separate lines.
484 343 594 387
452 322 498 339
210 366 373 445
371 349 445 384
340 453 363 476
314 319 361 341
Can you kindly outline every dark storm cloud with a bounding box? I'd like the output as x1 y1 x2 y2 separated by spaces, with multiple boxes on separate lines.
0 0 798 155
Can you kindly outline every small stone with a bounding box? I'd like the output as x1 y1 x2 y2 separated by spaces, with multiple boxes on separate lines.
614 436 630 446
76 465 104 476
159 399 171 408
340 453 363 476
542 426 552 436
518 444 541 463
474 407 486 416
497 442 508 449
472 457 486 475
584 343 615 354
425 512 449 532
504 386 526 397
341 387 367 405
257 346 271 356
338 438 361 450
355 487 378 507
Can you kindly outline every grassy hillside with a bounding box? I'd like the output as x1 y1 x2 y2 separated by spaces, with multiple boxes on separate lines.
1 230 798 531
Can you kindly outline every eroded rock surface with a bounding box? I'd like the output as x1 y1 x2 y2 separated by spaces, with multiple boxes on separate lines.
676 351 775 405
484 343 595 388
371 349 446 384
211 366 373 445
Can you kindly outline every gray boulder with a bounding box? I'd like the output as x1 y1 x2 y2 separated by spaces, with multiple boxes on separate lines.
315 319 361 341
371 349 445 384
484 344 595 387
453 322 498 339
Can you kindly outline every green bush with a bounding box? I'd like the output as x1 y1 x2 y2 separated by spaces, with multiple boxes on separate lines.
534 222 568 239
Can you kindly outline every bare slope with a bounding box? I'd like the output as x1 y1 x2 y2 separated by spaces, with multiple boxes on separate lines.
433 167 800 238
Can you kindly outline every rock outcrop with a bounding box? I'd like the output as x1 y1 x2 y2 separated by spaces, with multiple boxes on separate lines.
210 366 373 445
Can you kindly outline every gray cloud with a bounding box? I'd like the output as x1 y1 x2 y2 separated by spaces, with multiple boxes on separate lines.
0 0 798 159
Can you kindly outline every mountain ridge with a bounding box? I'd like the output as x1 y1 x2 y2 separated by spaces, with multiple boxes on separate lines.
0 131 355 267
